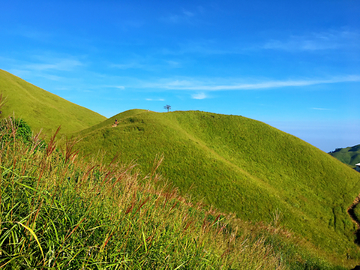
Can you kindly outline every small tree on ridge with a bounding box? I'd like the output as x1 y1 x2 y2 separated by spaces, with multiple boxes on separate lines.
164 105 171 112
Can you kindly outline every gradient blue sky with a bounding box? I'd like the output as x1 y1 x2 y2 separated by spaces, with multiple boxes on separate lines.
1 0 359 152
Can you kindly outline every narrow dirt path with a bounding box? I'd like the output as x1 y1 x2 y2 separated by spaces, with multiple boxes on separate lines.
348 194 360 245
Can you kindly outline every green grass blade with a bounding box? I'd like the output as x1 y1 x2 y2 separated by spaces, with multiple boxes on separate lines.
17 222 45 262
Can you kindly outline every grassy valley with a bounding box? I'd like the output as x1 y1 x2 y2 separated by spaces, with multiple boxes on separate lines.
0 69 106 137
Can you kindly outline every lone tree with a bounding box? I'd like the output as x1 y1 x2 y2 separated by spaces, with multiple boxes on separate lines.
164 105 171 112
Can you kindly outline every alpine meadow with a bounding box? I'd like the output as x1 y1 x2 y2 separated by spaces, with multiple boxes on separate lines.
1 69 360 269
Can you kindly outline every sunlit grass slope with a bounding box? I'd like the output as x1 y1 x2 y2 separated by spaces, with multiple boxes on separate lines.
76 109 360 264
0 69 106 137
0 117 292 269
330 144 360 168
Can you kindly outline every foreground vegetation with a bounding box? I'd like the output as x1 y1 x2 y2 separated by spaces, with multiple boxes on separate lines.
75 109 360 266
0 117 353 269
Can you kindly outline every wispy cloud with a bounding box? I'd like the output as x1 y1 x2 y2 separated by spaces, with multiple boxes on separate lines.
160 9 196 24
23 59 83 71
110 57 181 71
141 75 360 91
2 54 88 85
312 107 331 111
8 68 64 81
2 25 54 42
110 62 145 70
191 92 207 99
160 29 360 56
262 30 360 51
145 98 165 101
182 9 195 17
160 39 232 55
165 60 181 68
120 20 145 32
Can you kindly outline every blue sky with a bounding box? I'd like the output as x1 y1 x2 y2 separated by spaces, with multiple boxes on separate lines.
1 0 359 152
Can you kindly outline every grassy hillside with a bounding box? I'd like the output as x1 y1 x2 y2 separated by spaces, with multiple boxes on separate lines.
3 115 355 269
0 69 106 137
330 144 360 168
0 117 294 269
75 109 360 266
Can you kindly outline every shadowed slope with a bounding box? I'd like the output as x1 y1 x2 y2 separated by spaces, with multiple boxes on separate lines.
76 109 360 263
0 69 106 137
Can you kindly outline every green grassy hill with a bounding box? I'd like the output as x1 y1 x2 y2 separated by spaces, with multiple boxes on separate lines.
75 109 360 265
1 116 293 269
0 69 106 137
330 144 360 168
1 68 359 267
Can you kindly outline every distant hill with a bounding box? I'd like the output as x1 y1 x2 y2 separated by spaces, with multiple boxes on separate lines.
329 144 360 168
75 109 360 262
0 69 106 137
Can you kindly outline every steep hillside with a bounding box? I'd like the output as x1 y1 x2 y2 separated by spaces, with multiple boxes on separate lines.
75 109 360 264
330 144 360 168
0 69 106 137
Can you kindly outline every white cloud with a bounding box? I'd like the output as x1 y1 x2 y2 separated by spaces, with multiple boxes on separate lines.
120 20 145 31
183 10 194 17
145 98 165 101
161 30 360 56
54 87 70 91
116 86 125 90
23 58 83 71
111 62 145 70
110 58 179 71
166 60 181 68
160 8 196 24
3 26 54 42
160 40 231 55
9 68 63 81
141 75 360 91
312 107 330 111
192 92 207 99
262 30 360 51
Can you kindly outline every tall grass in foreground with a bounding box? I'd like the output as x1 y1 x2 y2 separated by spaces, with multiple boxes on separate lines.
0 117 288 269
